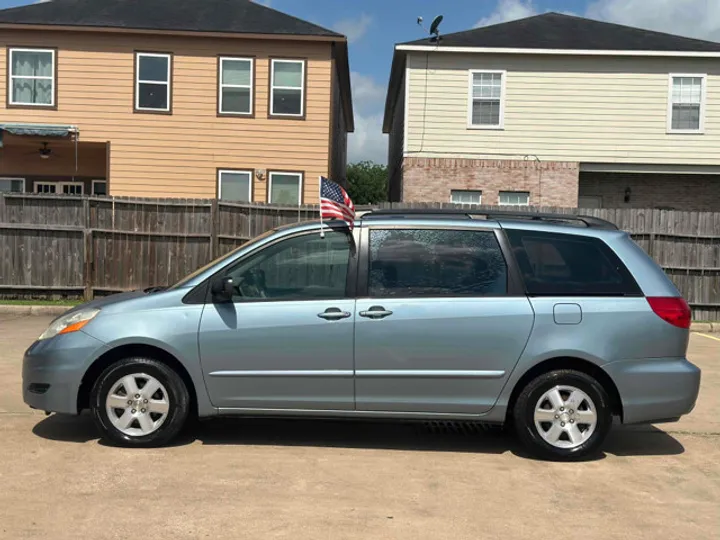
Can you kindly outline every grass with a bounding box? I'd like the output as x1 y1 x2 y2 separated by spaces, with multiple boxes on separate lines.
0 299 82 307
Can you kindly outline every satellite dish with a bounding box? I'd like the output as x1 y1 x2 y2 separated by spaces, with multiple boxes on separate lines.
429 15 443 37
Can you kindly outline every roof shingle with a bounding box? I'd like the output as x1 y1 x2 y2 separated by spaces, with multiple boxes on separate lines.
0 0 342 38
402 12 720 52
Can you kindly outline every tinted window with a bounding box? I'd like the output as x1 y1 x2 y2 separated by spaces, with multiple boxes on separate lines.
505 230 640 296
225 231 350 301
369 229 507 298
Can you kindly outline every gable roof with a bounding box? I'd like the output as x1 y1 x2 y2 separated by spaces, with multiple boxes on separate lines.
0 0 342 38
401 12 720 52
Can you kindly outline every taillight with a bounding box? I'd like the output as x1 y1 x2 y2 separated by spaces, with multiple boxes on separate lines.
647 297 691 329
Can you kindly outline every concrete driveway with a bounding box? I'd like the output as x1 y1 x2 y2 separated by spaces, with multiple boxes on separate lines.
1 315 718 539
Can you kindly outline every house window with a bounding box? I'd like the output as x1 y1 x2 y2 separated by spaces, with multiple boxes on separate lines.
668 74 705 132
218 169 253 202
451 190 482 205
270 59 305 117
34 182 84 195
62 183 84 195
268 172 302 205
469 70 505 128
0 178 25 193
8 48 55 107
136 52 171 112
219 57 253 115
92 180 108 196
34 182 56 194
499 191 529 206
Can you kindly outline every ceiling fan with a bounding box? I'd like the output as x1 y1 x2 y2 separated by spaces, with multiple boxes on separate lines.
38 142 52 159
25 142 53 159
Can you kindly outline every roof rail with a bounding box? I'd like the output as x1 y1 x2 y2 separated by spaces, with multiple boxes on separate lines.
362 209 618 230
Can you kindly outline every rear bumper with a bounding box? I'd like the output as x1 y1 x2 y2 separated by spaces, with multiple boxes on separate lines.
603 357 701 425
22 331 107 415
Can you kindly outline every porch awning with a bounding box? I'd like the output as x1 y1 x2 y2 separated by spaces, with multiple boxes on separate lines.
0 123 78 148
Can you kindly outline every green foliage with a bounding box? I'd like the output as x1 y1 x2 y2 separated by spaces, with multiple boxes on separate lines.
345 161 388 205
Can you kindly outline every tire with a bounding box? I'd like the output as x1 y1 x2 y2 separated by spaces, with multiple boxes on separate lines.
513 369 612 461
90 357 190 448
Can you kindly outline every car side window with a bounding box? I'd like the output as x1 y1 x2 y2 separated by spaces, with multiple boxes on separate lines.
224 231 351 301
505 229 641 296
368 229 508 298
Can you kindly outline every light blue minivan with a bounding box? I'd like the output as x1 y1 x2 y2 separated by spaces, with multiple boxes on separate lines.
23 210 700 460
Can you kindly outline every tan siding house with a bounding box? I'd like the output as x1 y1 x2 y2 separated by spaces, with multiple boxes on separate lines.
384 13 720 211
0 0 354 203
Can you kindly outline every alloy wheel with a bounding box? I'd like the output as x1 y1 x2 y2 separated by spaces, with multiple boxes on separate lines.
533 385 598 449
105 373 170 437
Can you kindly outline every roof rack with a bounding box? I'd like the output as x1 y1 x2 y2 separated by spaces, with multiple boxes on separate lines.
362 209 618 230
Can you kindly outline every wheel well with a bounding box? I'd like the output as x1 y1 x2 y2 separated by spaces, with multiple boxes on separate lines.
77 344 198 416
506 357 623 423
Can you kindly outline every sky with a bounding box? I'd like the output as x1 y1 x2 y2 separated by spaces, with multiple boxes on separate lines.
3 0 720 165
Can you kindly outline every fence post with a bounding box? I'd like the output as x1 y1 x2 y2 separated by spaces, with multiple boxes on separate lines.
210 199 219 260
83 197 94 301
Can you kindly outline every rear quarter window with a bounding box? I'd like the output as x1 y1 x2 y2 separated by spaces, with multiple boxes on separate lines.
505 229 641 296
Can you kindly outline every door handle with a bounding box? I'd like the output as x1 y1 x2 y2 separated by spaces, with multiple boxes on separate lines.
317 308 352 321
359 306 394 319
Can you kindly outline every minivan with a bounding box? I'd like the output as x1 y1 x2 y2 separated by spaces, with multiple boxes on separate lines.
23 210 700 460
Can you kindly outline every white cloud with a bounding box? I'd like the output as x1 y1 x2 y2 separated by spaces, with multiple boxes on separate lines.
586 0 720 41
348 112 387 164
348 72 388 164
332 14 372 44
351 72 385 114
475 0 537 28
474 0 720 40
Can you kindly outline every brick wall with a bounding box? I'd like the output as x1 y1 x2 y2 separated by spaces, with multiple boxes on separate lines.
580 172 720 211
401 157 579 206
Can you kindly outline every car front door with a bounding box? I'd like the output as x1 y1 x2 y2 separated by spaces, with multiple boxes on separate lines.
354 225 535 415
198 228 357 411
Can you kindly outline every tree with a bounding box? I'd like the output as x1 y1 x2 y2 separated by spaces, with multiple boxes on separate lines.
346 161 388 205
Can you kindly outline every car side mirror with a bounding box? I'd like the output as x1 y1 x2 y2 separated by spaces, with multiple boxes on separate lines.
211 276 234 303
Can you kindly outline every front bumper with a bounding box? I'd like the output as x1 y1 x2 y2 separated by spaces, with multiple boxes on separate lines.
22 331 107 414
603 357 701 425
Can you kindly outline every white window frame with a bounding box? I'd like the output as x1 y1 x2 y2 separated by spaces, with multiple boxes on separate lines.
61 182 84 195
218 57 254 115
34 181 57 194
270 59 305 118
135 52 171 112
498 191 530 206
34 181 84 195
91 180 108 196
468 69 506 130
267 171 303 205
218 169 253 202
8 48 56 107
450 190 482 205
0 177 26 193
667 73 706 134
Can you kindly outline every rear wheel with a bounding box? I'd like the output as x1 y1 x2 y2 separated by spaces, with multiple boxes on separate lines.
90 357 190 447
513 369 612 460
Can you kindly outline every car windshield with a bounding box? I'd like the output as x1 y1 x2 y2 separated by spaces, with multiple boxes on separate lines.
169 228 278 289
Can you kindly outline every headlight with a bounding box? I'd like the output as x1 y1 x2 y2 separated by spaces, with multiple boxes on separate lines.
38 309 100 341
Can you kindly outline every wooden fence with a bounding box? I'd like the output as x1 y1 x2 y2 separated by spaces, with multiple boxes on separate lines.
1 194 719 320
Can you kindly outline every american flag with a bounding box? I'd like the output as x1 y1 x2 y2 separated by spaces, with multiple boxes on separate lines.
320 176 355 230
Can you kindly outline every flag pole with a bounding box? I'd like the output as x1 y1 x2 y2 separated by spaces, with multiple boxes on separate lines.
319 175 325 239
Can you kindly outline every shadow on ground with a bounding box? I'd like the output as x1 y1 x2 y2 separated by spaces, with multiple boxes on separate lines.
32 413 685 461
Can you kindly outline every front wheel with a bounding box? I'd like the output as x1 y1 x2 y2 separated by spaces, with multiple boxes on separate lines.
513 369 613 460
90 357 190 447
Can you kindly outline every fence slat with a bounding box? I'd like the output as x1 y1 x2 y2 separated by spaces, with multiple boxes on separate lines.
1 194 719 320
